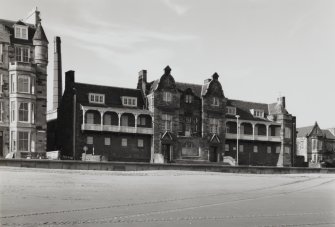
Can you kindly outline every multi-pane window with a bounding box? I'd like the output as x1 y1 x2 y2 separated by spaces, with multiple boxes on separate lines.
163 92 172 102
89 93 105 104
15 46 29 62
121 138 127 147
18 103 28 122
87 136 93 144
209 118 220 134
122 96 137 107
138 139 144 148
18 131 29 151
14 26 28 39
193 117 199 132
212 97 219 106
252 109 264 118
162 114 172 131
226 106 236 115
312 139 317 151
11 74 15 93
17 75 30 93
105 137 110 146
185 95 192 103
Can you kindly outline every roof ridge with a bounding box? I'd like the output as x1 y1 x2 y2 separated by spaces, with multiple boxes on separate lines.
228 98 268 105
75 82 141 91
175 81 202 87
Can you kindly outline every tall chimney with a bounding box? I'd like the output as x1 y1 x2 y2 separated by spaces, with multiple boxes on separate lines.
53 36 62 110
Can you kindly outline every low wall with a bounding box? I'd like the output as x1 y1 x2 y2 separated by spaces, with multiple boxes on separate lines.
0 159 335 174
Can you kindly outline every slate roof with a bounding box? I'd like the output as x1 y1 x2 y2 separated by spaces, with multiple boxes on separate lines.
33 23 48 42
323 130 335 140
0 19 37 45
175 82 202 97
74 82 145 109
226 99 271 122
296 126 314 137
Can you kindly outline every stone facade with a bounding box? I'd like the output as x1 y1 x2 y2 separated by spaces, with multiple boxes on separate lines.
0 9 48 158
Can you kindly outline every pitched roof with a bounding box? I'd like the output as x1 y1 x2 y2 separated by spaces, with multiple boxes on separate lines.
33 23 48 42
296 126 314 137
0 19 37 45
226 99 271 122
74 82 145 109
323 130 335 140
175 82 202 97
268 102 288 115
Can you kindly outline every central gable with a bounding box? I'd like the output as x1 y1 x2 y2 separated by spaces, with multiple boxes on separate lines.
157 65 177 91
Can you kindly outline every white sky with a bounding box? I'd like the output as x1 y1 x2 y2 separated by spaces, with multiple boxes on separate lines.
2 0 335 128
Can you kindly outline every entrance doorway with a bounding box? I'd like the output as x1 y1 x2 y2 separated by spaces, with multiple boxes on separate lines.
162 144 172 163
209 146 218 162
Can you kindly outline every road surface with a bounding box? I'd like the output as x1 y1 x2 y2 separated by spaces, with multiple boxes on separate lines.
0 167 335 226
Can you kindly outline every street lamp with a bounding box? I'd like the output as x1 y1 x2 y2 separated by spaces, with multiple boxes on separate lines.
235 115 240 166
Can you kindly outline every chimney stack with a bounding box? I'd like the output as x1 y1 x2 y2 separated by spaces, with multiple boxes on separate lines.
65 70 75 89
53 36 62 110
277 96 286 109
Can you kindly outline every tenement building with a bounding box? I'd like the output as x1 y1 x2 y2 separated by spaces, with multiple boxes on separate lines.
55 66 296 166
296 122 335 167
0 8 48 158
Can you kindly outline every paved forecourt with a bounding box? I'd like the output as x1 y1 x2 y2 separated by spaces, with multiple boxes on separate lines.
0 167 335 227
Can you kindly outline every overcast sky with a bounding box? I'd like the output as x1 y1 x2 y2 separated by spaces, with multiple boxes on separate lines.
2 0 335 128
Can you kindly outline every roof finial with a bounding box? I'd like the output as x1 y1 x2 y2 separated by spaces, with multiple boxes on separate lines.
164 65 171 74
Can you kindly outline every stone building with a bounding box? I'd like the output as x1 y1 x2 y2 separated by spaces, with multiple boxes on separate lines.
0 8 48 158
296 122 335 166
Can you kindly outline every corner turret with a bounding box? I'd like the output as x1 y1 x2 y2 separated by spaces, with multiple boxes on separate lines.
33 23 49 66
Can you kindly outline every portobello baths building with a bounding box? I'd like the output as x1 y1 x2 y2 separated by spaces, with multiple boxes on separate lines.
55 66 296 167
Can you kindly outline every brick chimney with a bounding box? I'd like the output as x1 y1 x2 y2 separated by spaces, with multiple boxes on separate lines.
137 69 147 92
65 70 75 90
277 96 286 109
53 36 62 110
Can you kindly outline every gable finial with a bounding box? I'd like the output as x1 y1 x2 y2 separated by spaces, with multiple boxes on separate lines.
164 65 171 74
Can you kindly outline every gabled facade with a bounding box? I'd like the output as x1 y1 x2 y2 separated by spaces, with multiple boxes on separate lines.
296 122 335 166
0 9 48 158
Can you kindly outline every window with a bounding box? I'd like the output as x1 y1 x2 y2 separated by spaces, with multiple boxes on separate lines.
104 114 111 125
285 127 291 139
87 136 93 144
253 145 258 153
276 146 281 154
138 139 144 148
14 26 28 39
185 117 191 136
86 113 94 124
88 93 105 104
212 97 219 106
226 106 236 115
162 114 172 131
11 101 15 122
209 118 220 134
122 96 137 107
121 115 128 126
18 103 28 122
11 74 15 93
0 102 3 122
122 138 127 147
193 117 199 132
225 144 229 152
239 145 244 152
11 131 16 151
138 116 146 126
31 103 35 124
185 95 192 103
163 92 172 102
0 74 3 93
18 131 29 151
0 44 3 62
104 137 110 146
17 75 30 93
318 140 323 150
312 139 317 151
31 77 35 94
15 46 29 62
267 146 272 154
251 109 264 118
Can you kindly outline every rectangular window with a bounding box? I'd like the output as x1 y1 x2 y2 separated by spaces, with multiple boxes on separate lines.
86 113 94 124
139 116 146 126
285 127 291 139
185 95 192 103
253 145 258 153
122 138 127 147
0 102 3 122
312 139 317 150
11 131 16 151
15 26 28 39
0 74 3 93
226 106 236 115
15 27 21 39
285 146 290 154
122 96 137 107
252 109 264 118
17 75 30 93
87 136 93 144
138 139 144 148
194 117 199 132
181 142 199 156
239 145 244 152
31 77 35 94
104 137 110 146
225 144 229 152
31 103 35 124
267 146 272 154
18 102 29 122
121 115 128 126
163 92 172 102
104 114 111 125
88 93 105 104
0 44 3 63
212 97 219 106
276 146 281 153
11 101 15 122
15 46 29 62
162 114 172 131
11 74 15 93
209 118 220 134
18 131 29 152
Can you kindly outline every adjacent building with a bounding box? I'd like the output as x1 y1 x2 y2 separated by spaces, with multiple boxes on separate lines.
0 8 48 158
296 122 335 166
55 66 296 166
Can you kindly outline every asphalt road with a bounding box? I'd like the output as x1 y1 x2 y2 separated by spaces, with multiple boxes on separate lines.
0 167 334 227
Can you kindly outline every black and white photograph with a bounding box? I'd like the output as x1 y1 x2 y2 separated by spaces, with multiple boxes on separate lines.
0 0 335 226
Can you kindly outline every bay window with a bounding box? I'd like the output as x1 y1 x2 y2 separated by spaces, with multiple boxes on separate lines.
18 102 29 122
18 75 30 93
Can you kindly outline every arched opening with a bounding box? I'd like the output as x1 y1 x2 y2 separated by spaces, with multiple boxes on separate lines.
255 124 267 136
269 125 281 136
103 111 118 125
85 110 101 124
240 122 253 135
120 113 135 127
226 121 237 134
137 114 152 128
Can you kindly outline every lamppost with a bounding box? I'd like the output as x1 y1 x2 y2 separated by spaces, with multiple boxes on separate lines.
236 115 240 166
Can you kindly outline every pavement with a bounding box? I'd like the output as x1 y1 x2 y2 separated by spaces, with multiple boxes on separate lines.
0 167 335 227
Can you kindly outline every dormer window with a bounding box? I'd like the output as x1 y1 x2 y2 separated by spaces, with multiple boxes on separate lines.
212 97 219 106
185 94 192 103
226 106 236 115
122 96 137 107
163 92 172 102
14 25 28 40
251 109 264 118
89 93 105 104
